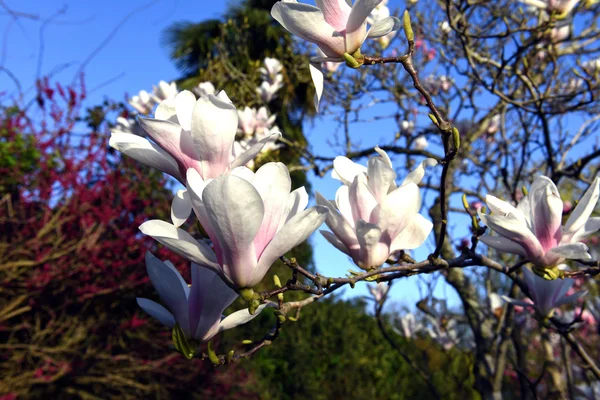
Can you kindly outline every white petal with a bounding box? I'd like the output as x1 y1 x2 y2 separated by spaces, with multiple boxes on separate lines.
389 214 432 251
479 212 544 260
332 156 367 185
320 230 351 255
568 217 600 243
171 189 192 227
346 0 381 52
109 132 181 181
316 192 357 247
230 132 282 169
202 175 264 287
479 235 527 256
548 242 591 260
349 174 379 223
565 177 600 234
139 220 220 270
155 98 178 122
137 298 176 328
144 252 190 335
175 90 197 131
377 182 421 238
367 157 396 202
253 206 328 287
216 303 277 334
279 186 309 230
309 62 324 112
401 158 438 186
367 16 400 38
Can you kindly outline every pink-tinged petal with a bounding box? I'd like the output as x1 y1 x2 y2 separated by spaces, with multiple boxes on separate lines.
137 117 200 177
374 146 393 168
349 174 379 224
367 157 396 202
367 16 400 38
191 94 238 179
389 214 432 252
479 212 544 261
564 177 600 234
317 192 358 247
335 186 355 227
215 303 277 337
279 187 309 230
253 206 328 287
202 176 264 288
377 182 421 239
171 189 192 227
346 0 383 53
155 98 178 122
530 177 563 252
137 298 176 328
554 290 587 308
271 2 346 57
332 156 367 186
320 229 352 255
109 132 182 181
192 264 238 340
501 296 535 310
230 132 282 169
187 263 205 336
175 90 197 131
567 217 600 243
401 158 438 186
144 252 190 336
251 163 292 256
547 242 591 260
479 235 527 257
309 62 324 112
315 0 352 31
486 195 526 221
355 219 386 268
139 220 220 271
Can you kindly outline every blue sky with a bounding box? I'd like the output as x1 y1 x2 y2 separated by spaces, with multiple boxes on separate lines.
1 0 460 309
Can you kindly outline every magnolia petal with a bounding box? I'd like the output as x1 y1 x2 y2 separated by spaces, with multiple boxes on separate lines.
374 146 393 167
145 252 190 336
332 156 367 185
555 290 588 308
230 166 255 182
109 132 181 181
320 229 351 255
349 174 379 224
202 176 264 287
279 186 310 230
335 186 355 227
355 219 385 267
315 0 352 31
171 189 192 227
389 214 432 251
367 16 400 38
155 98 178 122
230 132 282 169
531 179 563 252
139 220 220 270
486 195 526 221
251 162 292 256
568 217 600 243
309 62 324 112
564 177 600 234
401 158 438 186
316 192 357 247
501 296 534 310
548 242 591 260
271 2 346 56
191 94 238 179
175 90 197 131
346 0 381 53
377 182 421 238
479 235 527 257
216 303 277 335
137 298 176 328
479 213 544 260
367 157 396 202
253 206 328 287
193 264 238 340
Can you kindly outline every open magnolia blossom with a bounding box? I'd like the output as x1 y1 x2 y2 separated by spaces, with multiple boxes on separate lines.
109 90 279 227
195 81 216 97
152 80 178 103
317 147 436 270
519 0 579 15
139 163 328 289
128 90 153 115
137 252 272 341
479 176 600 269
503 267 586 318
238 106 277 137
368 282 389 302
259 57 283 81
271 0 400 110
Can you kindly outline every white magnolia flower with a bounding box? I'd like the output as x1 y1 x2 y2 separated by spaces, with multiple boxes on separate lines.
257 77 284 103
317 147 436 269
519 0 579 15
195 81 216 97
137 252 272 341
401 120 415 134
128 90 154 115
152 80 178 102
395 313 423 339
259 57 284 82
238 107 277 137
414 136 428 150
113 117 145 137
271 0 400 111
479 176 600 267
486 114 501 135
110 90 279 227
140 163 328 289
368 282 389 302
440 21 451 34
503 267 586 318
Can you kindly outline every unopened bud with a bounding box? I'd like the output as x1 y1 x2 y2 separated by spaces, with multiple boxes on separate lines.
522 185 529 196
226 350 235 363
277 293 284 301
452 127 460 150
462 194 469 210
428 113 438 125
242 340 253 345
403 10 415 42
207 341 220 365
273 274 282 288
